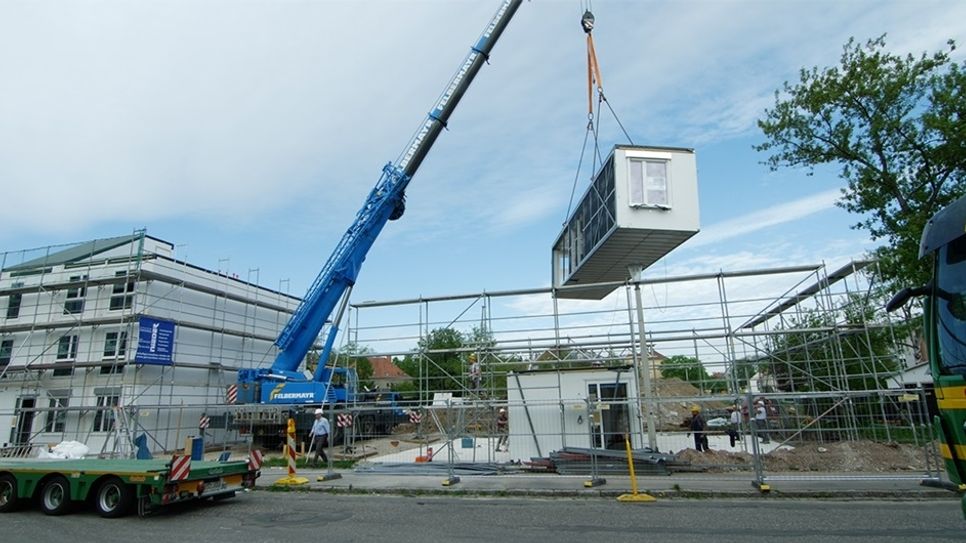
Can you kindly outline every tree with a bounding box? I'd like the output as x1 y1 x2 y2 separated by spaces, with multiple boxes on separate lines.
660 355 712 390
756 36 965 287
305 342 376 391
766 293 898 393
466 324 495 349
398 327 466 393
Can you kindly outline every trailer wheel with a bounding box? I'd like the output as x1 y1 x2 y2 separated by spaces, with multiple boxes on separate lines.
39 475 72 516
95 477 134 518
0 473 21 513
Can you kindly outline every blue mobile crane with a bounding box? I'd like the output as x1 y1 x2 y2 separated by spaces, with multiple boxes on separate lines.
236 0 522 408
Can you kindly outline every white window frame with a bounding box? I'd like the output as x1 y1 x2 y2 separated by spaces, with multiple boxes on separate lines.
93 395 120 433
103 330 128 360
56 334 78 361
109 271 135 311
64 275 88 315
0 338 12 377
54 334 78 377
626 151 672 209
44 396 70 433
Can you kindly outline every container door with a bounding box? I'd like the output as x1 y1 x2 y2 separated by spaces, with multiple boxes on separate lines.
587 383 629 450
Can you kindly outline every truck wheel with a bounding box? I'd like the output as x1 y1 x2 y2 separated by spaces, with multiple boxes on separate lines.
39 476 72 516
0 473 21 513
95 477 134 518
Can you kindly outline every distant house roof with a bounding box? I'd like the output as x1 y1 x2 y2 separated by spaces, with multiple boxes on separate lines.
649 348 668 362
3 234 143 272
368 356 409 381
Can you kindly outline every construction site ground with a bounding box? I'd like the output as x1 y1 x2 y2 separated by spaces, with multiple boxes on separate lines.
229 433 959 500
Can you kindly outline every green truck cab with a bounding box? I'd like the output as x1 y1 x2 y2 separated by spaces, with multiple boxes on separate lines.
888 193 966 517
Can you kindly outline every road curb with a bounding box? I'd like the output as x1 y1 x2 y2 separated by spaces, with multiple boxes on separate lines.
253 483 958 501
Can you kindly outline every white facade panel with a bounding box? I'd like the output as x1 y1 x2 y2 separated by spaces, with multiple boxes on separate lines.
506 367 642 462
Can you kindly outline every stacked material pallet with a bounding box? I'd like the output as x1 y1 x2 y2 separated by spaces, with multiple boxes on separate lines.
540 447 682 476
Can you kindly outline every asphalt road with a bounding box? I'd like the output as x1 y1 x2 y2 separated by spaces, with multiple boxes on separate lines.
4 492 964 542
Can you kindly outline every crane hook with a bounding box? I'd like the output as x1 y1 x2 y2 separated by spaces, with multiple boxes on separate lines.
581 10 595 34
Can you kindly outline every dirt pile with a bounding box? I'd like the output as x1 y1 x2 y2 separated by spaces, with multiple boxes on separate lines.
674 448 754 472
673 440 929 473
763 441 928 472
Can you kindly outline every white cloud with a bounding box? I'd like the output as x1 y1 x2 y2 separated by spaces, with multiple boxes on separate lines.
2 0 963 308
687 189 841 248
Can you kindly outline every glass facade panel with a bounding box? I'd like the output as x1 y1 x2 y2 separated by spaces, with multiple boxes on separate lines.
556 155 617 282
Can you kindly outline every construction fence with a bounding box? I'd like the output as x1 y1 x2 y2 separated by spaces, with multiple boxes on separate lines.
2 387 942 490
1 259 946 490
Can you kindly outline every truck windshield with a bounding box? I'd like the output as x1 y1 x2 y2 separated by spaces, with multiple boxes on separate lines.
937 235 966 375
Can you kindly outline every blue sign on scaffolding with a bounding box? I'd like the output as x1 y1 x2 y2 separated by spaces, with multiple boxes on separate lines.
135 316 175 366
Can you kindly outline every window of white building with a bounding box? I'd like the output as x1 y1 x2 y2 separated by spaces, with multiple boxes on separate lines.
63 275 88 315
0 338 12 375
54 334 78 376
44 395 69 433
110 271 135 311
101 331 128 374
93 394 119 432
6 282 23 319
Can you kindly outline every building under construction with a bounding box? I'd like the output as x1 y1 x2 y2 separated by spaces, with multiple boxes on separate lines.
0 232 298 456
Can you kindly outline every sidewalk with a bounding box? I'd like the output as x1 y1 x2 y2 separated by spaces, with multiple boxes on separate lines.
255 466 960 500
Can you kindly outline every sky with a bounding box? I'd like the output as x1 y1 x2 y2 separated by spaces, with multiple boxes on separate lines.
2 0 964 336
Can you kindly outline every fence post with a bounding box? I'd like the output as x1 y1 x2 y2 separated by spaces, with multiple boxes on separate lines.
583 397 605 488
442 397 460 486
747 391 769 493
319 406 342 482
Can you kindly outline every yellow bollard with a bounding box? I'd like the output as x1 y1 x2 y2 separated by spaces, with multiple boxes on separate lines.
275 418 309 486
617 434 656 503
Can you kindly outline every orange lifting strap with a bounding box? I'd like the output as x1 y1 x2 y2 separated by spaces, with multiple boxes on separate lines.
582 10 604 116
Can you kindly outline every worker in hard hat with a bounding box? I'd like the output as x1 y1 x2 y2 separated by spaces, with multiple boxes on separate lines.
468 352 482 394
727 405 741 448
495 407 509 452
688 405 709 452
308 408 331 466
754 400 770 444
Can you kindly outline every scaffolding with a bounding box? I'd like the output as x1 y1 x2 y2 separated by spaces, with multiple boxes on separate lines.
344 260 924 452
0 231 298 456
1 235 937 482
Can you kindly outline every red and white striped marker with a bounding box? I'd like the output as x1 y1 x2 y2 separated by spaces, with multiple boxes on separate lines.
337 413 353 428
409 411 422 425
226 385 238 404
199 414 210 430
285 433 297 477
170 455 192 481
248 449 263 471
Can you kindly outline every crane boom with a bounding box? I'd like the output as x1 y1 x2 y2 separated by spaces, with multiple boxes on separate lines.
237 0 522 403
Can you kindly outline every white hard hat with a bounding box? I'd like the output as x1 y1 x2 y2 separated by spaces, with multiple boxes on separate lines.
314 408 324 415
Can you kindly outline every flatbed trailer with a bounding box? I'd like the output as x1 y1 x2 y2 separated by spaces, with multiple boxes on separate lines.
0 454 260 518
